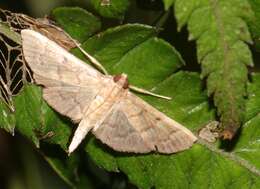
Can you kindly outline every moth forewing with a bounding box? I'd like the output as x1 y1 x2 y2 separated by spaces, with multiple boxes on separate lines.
21 29 197 154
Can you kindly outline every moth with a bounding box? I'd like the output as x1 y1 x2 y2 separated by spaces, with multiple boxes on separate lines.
21 29 197 154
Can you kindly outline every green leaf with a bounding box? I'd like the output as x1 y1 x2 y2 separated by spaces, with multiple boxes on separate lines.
1 84 83 187
75 24 184 89
0 23 21 43
90 0 129 19
162 0 175 10
245 73 260 120
44 152 80 187
85 137 118 172
70 24 258 188
0 100 15 133
83 66 260 188
13 85 43 147
174 0 254 136
87 68 260 188
238 73 260 168
84 71 213 189
51 7 101 43
0 22 72 150
247 0 260 51
3 84 78 185
39 103 72 151
12 85 72 149
0 12 95 187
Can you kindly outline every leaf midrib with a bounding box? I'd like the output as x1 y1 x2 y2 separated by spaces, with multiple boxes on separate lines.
209 0 239 121
198 139 260 177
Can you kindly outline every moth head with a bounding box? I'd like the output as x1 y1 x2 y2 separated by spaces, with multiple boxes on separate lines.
113 73 129 89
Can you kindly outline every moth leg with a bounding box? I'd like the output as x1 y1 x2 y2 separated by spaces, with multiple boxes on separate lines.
129 85 172 100
68 119 94 154
63 32 108 75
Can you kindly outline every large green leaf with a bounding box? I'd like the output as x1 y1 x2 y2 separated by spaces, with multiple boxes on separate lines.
43 152 81 187
237 73 260 169
71 23 259 188
12 85 72 150
90 0 129 19
247 0 260 51
75 24 184 89
166 0 254 138
51 7 101 43
85 67 260 188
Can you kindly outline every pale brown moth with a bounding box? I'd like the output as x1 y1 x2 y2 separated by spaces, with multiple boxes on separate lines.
21 29 197 154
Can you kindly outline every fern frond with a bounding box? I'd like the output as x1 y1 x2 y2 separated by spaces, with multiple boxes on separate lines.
174 0 253 138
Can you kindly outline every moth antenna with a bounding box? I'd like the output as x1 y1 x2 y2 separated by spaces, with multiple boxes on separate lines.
129 85 172 100
63 32 108 75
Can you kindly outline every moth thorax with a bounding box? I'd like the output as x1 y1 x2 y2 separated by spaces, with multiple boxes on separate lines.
113 73 129 89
